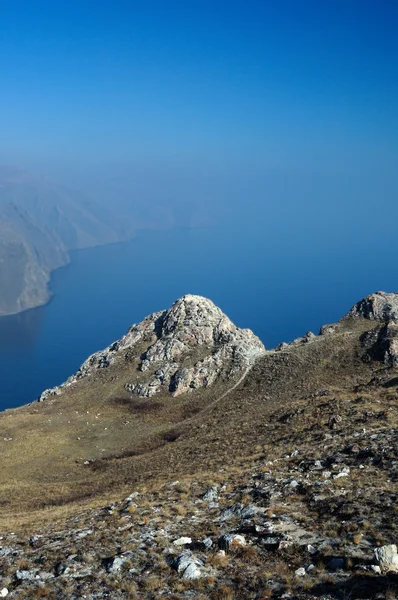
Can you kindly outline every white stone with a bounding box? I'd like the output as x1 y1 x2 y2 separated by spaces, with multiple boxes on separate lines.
334 467 350 479
182 562 201 580
374 544 398 573
173 537 192 546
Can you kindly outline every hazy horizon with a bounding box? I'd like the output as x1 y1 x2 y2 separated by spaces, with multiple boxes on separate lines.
1 0 397 234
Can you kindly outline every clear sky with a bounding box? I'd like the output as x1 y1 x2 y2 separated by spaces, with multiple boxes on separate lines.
1 0 397 223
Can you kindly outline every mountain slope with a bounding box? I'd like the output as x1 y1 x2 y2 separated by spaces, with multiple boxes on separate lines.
0 167 130 315
1 292 398 598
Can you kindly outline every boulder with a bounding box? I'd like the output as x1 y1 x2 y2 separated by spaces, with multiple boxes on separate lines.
172 551 204 579
374 544 398 573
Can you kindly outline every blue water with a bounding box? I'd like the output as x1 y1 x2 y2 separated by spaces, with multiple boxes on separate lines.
0 223 396 410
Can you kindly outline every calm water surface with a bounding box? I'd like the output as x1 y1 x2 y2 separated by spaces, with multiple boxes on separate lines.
0 224 396 410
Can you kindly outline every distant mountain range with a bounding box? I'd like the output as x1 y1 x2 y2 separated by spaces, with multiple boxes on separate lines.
0 167 131 316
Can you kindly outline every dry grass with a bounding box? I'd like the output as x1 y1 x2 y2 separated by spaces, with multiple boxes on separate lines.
0 315 397 536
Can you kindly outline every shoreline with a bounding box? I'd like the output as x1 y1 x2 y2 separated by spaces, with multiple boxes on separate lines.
0 233 144 320
0 225 199 319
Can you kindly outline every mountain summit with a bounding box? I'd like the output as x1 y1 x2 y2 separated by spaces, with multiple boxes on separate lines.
40 294 266 400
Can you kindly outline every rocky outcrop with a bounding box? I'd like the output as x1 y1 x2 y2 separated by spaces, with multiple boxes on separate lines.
361 322 398 366
346 291 398 322
374 544 398 574
39 295 265 401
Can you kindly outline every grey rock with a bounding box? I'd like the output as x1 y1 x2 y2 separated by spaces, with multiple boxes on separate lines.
15 570 38 581
0 548 16 558
172 551 204 579
220 502 260 521
202 486 218 502
346 291 398 323
319 323 338 335
261 536 282 550
103 552 133 573
371 565 382 574
374 544 398 573
218 534 246 551
333 467 350 479
40 295 265 400
363 323 398 366
328 557 345 571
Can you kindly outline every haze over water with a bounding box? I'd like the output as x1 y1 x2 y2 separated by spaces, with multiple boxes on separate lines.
1 220 397 411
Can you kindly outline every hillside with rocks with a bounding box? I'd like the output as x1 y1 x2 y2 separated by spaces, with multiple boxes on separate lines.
1 292 398 599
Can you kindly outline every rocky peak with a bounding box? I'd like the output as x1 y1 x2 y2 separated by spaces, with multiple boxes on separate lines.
346 291 398 323
344 291 398 367
39 294 266 401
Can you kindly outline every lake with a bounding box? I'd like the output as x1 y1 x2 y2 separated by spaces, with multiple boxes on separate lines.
0 222 396 410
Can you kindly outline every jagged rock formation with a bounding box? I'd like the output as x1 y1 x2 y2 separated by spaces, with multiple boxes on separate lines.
39 294 266 401
345 292 398 366
346 291 398 322
360 322 398 366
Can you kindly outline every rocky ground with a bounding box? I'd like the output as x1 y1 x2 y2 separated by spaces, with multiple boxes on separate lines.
1 292 398 598
1 397 398 600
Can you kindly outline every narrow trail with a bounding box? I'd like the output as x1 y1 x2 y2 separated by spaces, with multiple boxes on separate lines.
173 357 260 431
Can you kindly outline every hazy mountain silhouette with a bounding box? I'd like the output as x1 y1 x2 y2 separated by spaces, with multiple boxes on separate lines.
0 167 131 315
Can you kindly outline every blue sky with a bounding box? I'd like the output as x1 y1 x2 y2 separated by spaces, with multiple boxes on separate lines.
0 0 397 219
